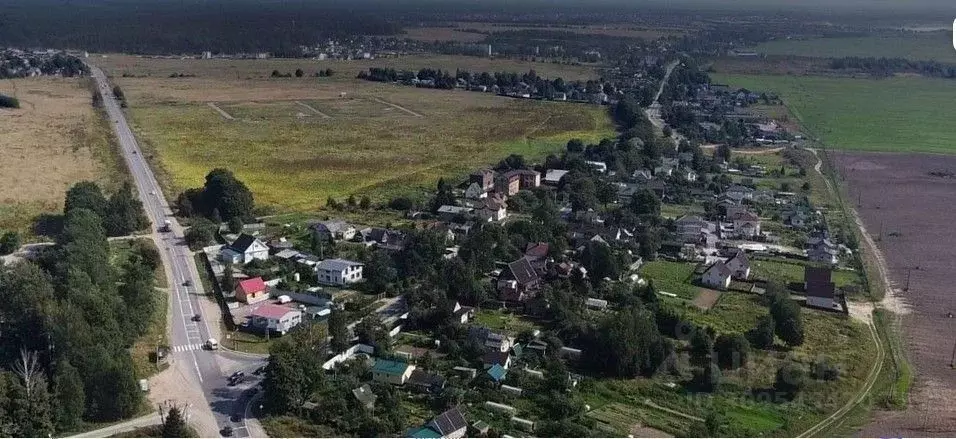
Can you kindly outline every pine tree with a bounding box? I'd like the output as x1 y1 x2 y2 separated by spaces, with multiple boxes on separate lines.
161 405 191 437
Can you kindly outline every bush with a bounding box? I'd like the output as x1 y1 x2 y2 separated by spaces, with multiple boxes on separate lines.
810 358 840 381
0 231 21 255
184 219 216 249
387 197 414 211
692 363 720 393
714 333 750 370
0 94 20 108
773 361 806 399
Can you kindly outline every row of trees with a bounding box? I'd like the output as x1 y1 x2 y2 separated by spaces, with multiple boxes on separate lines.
0 181 162 435
270 68 334 78
830 56 956 79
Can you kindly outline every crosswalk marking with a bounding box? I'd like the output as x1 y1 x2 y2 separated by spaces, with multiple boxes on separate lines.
171 344 205 353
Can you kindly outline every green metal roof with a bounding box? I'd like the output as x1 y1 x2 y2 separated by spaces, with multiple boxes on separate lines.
405 427 442 438
372 359 410 376
487 364 507 382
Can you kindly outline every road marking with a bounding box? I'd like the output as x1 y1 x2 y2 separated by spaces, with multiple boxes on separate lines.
295 100 331 118
171 344 205 353
207 102 235 120
370 97 423 117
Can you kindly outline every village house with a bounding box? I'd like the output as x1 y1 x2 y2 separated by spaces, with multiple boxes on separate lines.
730 211 762 238
249 304 302 335
505 169 541 190
452 302 474 324
808 242 839 265
221 233 269 264
586 297 609 310
235 277 269 304
482 351 512 370
805 266 839 310
701 261 732 290
464 182 488 200
478 195 508 222
316 258 364 286
411 407 468 439
725 185 755 202
632 169 653 182
543 169 569 186
676 169 698 182
470 169 496 191
807 230 839 265
724 250 751 279
407 369 447 394
468 326 514 352
360 227 406 251
497 258 541 302
372 359 416 385
437 205 474 221
351 384 377 409
585 160 608 173
494 173 521 196
309 219 356 242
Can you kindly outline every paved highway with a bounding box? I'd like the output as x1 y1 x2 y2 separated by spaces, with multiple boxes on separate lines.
89 65 267 437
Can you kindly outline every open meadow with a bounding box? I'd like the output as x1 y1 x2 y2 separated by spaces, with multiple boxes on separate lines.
712 74 956 154
0 77 124 236
92 55 614 211
752 32 956 63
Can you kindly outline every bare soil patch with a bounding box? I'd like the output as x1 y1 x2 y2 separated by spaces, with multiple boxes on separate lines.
692 289 722 310
834 151 956 435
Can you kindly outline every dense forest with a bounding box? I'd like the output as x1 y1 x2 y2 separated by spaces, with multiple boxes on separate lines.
0 181 156 435
0 0 400 54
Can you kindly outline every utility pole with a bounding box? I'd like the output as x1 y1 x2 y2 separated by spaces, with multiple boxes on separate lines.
950 337 956 368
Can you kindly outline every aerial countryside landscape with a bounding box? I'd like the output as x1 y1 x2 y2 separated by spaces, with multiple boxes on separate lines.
1 0 955 437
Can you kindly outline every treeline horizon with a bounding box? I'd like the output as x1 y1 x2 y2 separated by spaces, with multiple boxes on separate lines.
0 0 947 54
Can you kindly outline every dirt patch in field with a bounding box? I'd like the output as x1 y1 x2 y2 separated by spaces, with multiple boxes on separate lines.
692 289 722 310
833 151 956 435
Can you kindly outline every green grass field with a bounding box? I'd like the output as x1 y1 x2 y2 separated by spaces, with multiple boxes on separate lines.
753 32 956 63
129 93 612 211
712 74 956 154
640 260 699 299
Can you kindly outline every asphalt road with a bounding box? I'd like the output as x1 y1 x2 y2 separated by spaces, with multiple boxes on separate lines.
89 66 267 438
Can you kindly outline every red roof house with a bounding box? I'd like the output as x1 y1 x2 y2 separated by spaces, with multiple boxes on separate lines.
236 277 268 304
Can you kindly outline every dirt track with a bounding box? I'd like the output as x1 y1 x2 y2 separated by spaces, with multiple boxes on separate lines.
834 151 956 436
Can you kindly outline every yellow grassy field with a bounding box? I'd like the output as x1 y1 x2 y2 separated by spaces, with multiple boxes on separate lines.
93 55 614 212
0 77 123 235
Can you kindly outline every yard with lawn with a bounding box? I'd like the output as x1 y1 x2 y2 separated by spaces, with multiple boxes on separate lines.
750 257 864 291
711 74 956 154
472 308 544 336
640 260 700 300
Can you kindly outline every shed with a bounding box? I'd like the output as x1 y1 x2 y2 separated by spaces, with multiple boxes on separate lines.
511 417 535 431
484 401 516 414
501 384 523 396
